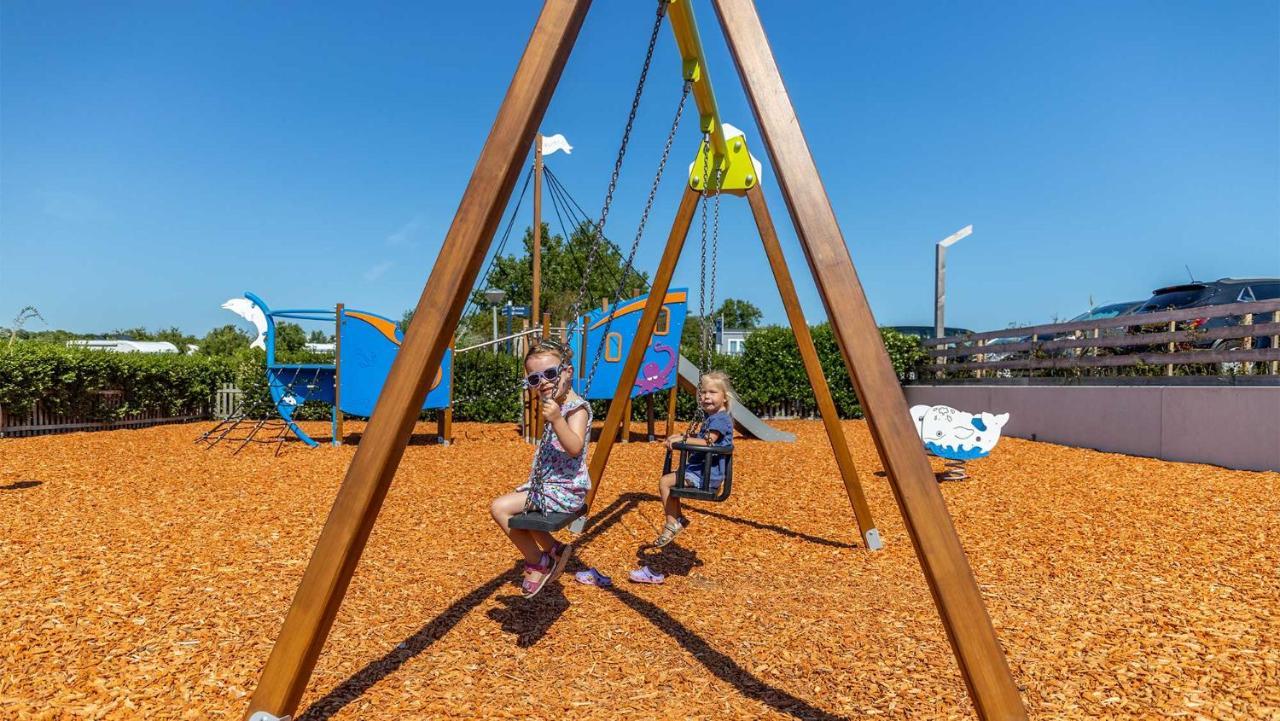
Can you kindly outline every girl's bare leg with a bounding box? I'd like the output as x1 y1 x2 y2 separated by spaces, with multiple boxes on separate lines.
490 491 545 565
658 472 683 526
532 531 557 552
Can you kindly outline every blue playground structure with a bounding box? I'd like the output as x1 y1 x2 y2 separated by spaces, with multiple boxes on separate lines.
224 292 453 448
566 288 688 399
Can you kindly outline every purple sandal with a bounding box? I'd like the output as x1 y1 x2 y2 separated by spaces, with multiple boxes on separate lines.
574 568 613 587
521 553 553 598
628 565 665 585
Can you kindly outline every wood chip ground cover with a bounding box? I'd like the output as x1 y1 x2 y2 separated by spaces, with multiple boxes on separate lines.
1 420 1277 719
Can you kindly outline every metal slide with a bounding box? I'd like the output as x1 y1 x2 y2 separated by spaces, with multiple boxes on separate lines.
677 354 795 442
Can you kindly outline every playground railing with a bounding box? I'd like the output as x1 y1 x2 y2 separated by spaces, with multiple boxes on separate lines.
919 299 1280 380
0 390 207 439
455 327 546 355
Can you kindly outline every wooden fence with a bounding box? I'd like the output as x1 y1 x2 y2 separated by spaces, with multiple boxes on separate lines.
214 383 242 419
0 390 207 439
922 299 1280 379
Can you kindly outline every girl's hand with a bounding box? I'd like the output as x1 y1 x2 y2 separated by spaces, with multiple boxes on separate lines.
540 397 562 423
665 433 683 449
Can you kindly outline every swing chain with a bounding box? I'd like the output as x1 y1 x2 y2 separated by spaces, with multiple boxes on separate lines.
690 134 714 433
565 0 669 332
527 0 669 510
580 81 691 395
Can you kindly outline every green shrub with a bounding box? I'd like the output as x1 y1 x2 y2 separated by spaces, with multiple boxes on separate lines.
1 326 927 426
0 342 234 422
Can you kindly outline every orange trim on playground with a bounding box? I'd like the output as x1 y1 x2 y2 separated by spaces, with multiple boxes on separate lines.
345 310 444 390
346 311 401 346
588 291 687 331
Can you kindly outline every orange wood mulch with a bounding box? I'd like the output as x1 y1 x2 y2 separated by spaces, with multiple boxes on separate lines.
1 419 1277 720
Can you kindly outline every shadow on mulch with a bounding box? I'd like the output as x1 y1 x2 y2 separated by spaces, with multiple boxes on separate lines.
297 492 645 721
636 543 703 577
604 585 848 721
487 587 571 648
874 469 953 484
685 506 857 550
1 480 42 491
296 490 843 721
297 432 451 447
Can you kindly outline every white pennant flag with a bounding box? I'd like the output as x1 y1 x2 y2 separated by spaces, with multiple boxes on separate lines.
542 133 573 156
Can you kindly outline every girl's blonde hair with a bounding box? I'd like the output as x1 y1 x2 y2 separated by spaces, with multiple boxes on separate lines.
699 370 733 410
524 337 574 366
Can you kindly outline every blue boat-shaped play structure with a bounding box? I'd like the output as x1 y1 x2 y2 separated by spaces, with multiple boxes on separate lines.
566 288 688 399
232 292 452 447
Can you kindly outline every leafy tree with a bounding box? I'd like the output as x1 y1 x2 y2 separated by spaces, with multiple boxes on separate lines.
681 298 764 354
715 298 762 329
275 322 307 353
308 329 332 344
110 326 153 341
198 324 252 357
460 221 651 344
152 326 198 353
399 309 415 334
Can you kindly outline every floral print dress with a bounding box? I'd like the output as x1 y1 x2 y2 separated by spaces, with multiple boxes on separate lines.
517 397 592 514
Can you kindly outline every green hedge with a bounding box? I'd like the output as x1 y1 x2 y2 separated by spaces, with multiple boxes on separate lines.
728 324 926 419
0 343 235 422
1 326 926 425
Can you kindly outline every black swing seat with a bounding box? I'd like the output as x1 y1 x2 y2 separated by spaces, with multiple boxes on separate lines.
509 504 586 533
664 441 734 503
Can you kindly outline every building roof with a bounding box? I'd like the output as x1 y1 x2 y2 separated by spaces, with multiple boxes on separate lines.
66 340 180 353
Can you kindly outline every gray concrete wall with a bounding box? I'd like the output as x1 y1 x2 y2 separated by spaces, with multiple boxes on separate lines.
903 385 1280 472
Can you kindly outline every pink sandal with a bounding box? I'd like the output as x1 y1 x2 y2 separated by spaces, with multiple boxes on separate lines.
546 541 573 585
521 554 553 598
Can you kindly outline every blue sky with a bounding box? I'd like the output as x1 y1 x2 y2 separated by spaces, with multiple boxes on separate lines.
2 1 1277 336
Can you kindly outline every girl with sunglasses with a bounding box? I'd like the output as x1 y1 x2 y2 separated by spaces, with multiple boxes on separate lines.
489 339 591 597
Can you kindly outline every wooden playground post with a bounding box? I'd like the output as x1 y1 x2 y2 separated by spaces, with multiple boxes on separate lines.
333 303 344 446
584 186 700 511
522 318 533 442
646 394 656 441
241 2 588 717
533 134 544 323
715 0 1025 716
745 185 880 550
666 385 678 437
439 336 454 444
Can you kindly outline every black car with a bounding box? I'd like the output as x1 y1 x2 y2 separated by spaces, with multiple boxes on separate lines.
1133 277 1280 349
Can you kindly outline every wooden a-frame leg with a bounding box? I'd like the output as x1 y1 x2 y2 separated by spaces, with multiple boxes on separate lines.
746 185 882 551
714 1 1026 718
581 186 701 517
241 2 591 718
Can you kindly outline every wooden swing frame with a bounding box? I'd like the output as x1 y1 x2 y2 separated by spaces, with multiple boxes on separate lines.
242 2 1027 719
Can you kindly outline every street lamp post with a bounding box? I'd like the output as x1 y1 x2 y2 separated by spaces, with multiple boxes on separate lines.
935 225 972 374
484 289 506 354
934 225 973 341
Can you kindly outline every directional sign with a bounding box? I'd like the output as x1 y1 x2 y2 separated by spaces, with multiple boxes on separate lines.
501 305 530 318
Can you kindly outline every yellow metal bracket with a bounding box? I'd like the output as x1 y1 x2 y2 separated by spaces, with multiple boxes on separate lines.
666 0 764 194
688 129 761 195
